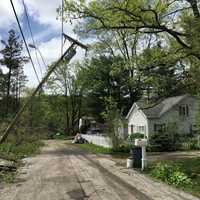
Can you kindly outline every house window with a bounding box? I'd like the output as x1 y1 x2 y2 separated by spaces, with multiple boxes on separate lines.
137 126 146 134
131 125 134 134
154 124 166 133
179 105 189 116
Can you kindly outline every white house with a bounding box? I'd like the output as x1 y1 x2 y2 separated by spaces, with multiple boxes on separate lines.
126 94 198 138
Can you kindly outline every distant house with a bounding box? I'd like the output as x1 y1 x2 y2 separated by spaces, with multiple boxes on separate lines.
126 94 198 138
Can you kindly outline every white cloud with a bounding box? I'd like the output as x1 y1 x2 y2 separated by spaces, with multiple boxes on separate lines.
25 0 63 30
0 0 23 28
24 37 61 86
24 36 85 87
24 0 75 44
0 0 71 32
0 1 86 87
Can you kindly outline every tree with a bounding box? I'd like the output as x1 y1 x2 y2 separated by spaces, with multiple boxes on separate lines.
62 0 200 97
47 61 84 135
0 69 7 118
77 55 144 117
63 0 200 55
0 29 28 117
136 45 188 100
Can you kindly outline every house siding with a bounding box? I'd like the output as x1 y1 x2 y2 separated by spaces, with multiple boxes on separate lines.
127 105 149 137
148 96 197 135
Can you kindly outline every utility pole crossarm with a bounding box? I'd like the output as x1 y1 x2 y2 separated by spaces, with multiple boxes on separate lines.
63 33 88 51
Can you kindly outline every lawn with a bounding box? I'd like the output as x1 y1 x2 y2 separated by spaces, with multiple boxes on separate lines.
146 158 200 198
79 143 113 154
51 133 74 140
78 143 130 158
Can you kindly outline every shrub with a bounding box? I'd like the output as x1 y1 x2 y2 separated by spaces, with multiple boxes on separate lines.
149 131 180 152
150 162 191 186
151 163 172 181
168 171 191 186
0 140 43 160
101 97 122 149
148 122 182 152
111 144 132 153
0 128 44 160
127 132 145 142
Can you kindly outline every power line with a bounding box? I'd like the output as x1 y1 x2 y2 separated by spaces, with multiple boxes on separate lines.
61 0 64 56
0 43 77 144
10 0 40 83
22 0 43 76
22 0 45 75
34 49 43 76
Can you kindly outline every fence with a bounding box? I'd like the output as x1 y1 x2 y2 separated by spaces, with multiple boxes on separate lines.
81 134 112 148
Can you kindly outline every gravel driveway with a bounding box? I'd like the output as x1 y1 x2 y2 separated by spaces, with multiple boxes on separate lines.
0 140 199 200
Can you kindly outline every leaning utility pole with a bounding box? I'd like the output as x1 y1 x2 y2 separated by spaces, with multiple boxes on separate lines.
0 35 88 144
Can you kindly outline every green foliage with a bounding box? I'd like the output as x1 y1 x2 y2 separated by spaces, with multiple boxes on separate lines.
77 56 135 117
62 0 200 100
79 143 112 154
148 133 200 152
169 171 191 186
149 123 179 152
0 170 16 183
63 0 170 35
147 158 200 197
51 132 74 140
0 125 44 159
46 61 84 135
0 128 43 183
0 29 28 118
150 162 191 186
18 61 85 136
101 97 123 149
127 133 145 142
79 143 131 156
0 137 44 160
111 144 131 154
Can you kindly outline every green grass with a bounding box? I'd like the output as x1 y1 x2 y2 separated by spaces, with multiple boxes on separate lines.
0 137 44 183
79 143 113 154
0 140 44 160
51 133 74 140
78 143 130 158
146 158 200 197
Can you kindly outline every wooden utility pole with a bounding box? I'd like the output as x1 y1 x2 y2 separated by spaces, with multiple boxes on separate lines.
0 43 80 144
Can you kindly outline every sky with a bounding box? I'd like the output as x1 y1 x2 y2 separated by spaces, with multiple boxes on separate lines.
0 0 85 87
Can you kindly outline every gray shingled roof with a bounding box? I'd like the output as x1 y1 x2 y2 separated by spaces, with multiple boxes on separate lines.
128 94 190 119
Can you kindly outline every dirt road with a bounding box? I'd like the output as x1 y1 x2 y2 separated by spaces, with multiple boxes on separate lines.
0 140 199 200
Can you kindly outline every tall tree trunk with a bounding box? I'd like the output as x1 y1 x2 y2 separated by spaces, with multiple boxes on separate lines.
6 67 12 116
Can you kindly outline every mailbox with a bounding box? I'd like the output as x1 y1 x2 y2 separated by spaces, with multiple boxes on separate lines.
135 139 148 147
134 138 148 171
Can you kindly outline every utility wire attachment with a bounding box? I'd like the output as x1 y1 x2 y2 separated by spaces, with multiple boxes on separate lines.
63 33 88 52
